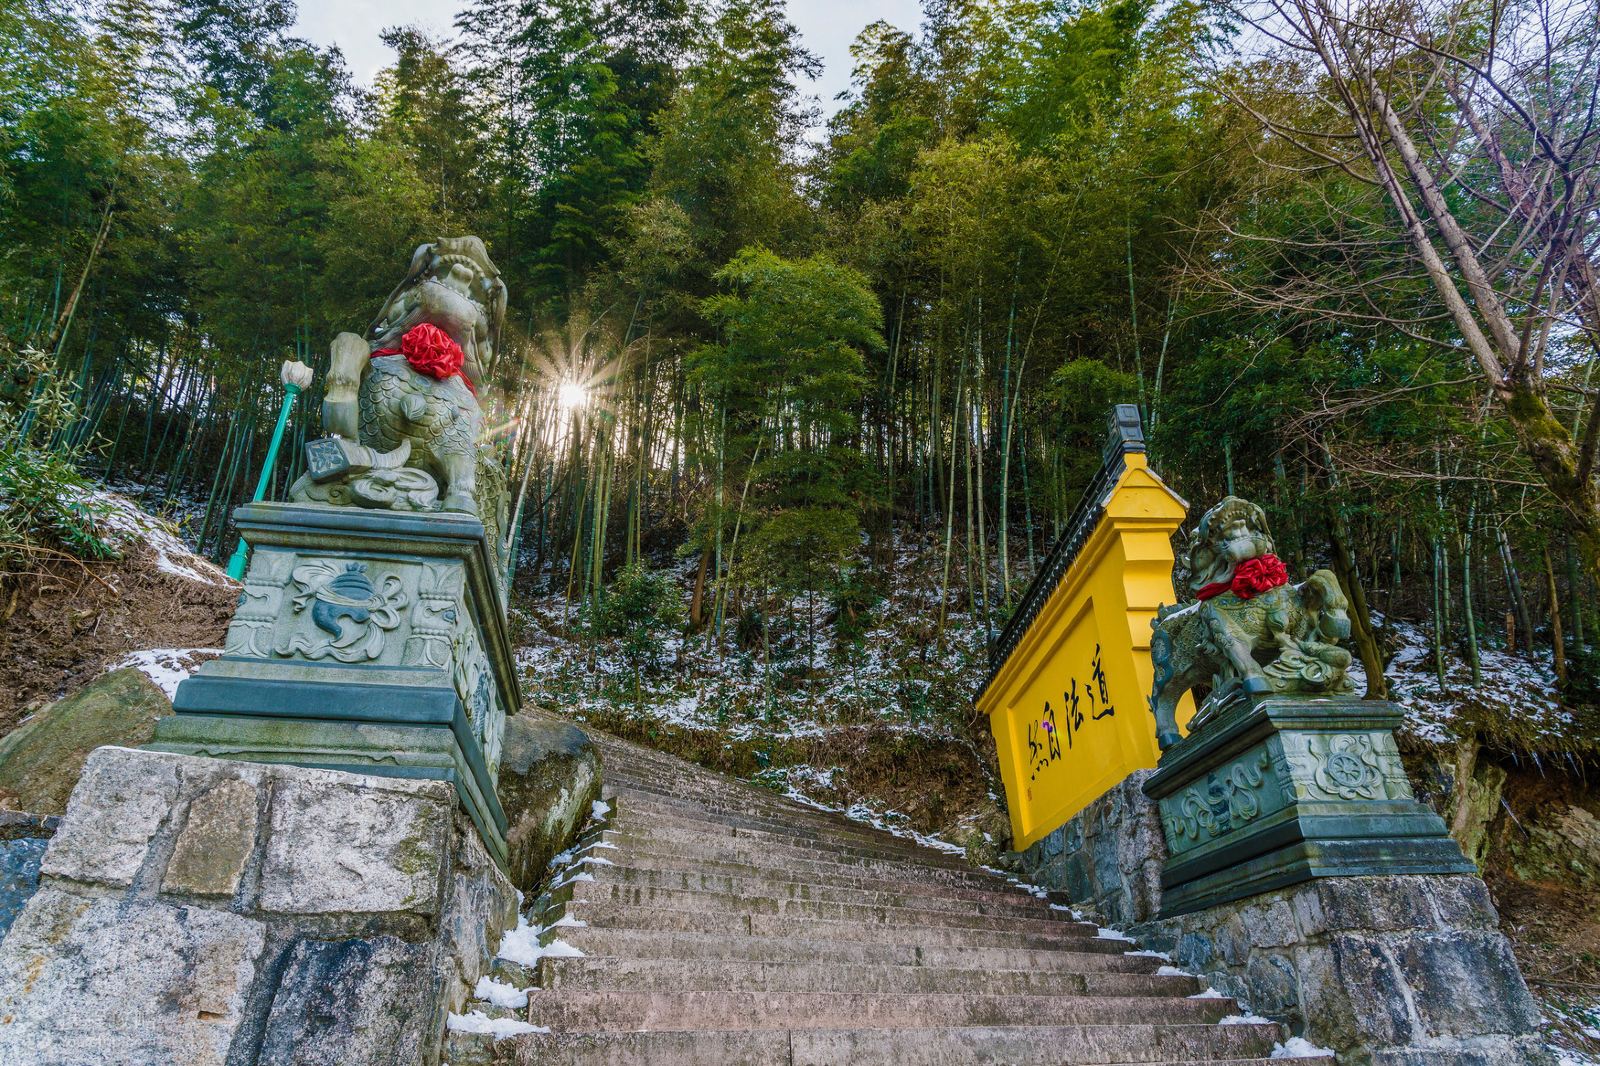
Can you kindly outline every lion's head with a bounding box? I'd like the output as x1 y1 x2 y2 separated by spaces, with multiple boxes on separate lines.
368 236 508 387
1184 495 1275 594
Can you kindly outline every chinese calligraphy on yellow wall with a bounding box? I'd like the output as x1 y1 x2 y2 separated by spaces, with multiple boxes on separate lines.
979 451 1193 850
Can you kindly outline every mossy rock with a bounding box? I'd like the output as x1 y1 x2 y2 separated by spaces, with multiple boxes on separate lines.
497 710 602 890
0 669 170 816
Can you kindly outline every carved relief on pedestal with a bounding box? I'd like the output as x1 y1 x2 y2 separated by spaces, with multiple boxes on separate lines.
224 550 297 658
403 562 464 670
1310 734 1385 800
450 620 503 775
1279 730 1412 803
1162 748 1276 849
272 561 408 663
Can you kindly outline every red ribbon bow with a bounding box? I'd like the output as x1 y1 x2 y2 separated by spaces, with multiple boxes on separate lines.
373 322 475 395
1195 553 1289 601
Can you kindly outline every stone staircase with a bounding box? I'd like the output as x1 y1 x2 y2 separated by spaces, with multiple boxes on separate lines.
470 732 1327 1065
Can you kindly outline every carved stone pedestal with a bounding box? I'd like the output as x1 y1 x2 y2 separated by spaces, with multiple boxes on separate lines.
150 502 516 865
1143 696 1473 916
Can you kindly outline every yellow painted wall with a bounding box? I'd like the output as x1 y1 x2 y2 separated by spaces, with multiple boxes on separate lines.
979 454 1193 851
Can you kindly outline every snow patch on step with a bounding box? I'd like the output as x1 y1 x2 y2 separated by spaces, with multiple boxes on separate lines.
497 911 588 967
592 799 612 821
447 1010 547 1038
1094 927 1136 942
1124 949 1172 961
1273 1036 1336 1058
547 839 620 869
1189 986 1229 999
473 976 529 1009
1219 1012 1271 1025
546 913 588 929
1156 964 1196 977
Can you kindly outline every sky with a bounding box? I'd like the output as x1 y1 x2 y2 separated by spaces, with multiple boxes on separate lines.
292 0 927 120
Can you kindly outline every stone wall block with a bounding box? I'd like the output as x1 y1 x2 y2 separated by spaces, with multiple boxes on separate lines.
1174 930 1216 971
1424 875 1500 930
258 772 452 920
1041 825 1065 860
1391 932 1541 1039
1243 952 1302 1031
162 777 261 900
39 746 184 888
438 811 518 1012
0 889 267 1066
1239 897 1298 950
257 935 435 1066
1302 933 1417 1048
1369 1040 1557 1066
1289 877 1435 939
1213 912 1251 967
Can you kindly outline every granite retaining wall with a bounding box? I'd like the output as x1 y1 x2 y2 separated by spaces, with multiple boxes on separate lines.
1012 770 1550 1065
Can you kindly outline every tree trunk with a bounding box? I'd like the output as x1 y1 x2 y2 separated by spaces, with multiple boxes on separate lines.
1544 545 1566 683
1328 512 1387 699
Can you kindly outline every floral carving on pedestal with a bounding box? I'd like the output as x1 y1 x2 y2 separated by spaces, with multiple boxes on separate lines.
1309 734 1386 801
402 562 463 670
274 561 407 663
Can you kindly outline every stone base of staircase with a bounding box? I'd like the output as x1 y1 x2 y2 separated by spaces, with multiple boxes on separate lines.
452 733 1326 1065
1014 771 1553 1065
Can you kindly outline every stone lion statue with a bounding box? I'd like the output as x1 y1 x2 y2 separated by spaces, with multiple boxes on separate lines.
1148 496 1354 750
292 236 508 521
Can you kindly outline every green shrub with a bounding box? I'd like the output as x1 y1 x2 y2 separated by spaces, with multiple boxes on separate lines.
588 563 686 697
0 345 116 586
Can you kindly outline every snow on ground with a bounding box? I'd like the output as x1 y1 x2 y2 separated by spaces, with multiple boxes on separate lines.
514 534 988 745
1544 996 1600 1065
107 647 222 699
513 533 1003 845
1351 611 1573 747
86 490 233 586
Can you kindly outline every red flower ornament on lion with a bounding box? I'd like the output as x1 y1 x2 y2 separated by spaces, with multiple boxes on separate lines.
374 322 475 394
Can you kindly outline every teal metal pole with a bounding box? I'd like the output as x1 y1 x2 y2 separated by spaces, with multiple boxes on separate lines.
225 381 302 581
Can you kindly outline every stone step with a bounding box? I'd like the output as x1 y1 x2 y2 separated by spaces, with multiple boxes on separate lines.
600 805 972 867
525 731 1293 1066
549 891 1101 939
543 901 1127 951
537 956 1205 997
503 1022 1285 1065
545 925 1165 972
570 853 1062 913
603 804 961 866
547 874 1078 926
604 773 921 824
602 819 976 876
570 835 1017 890
522 990 1239 1031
